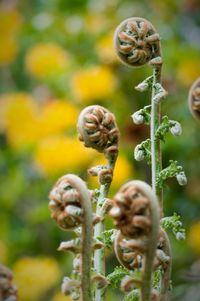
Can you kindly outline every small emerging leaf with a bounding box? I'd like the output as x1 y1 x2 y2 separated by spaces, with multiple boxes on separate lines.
135 76 153 92
123 289 139 301
160 213 186 240
107 266 130 288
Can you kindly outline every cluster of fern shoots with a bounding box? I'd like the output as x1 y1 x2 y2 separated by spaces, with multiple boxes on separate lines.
47 17 191 301
1 14 200 301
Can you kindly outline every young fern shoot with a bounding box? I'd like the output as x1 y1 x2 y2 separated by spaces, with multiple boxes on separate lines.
109 180 160 301
48 16 187 301
78 105 119 301
109 16 187 301
114 17 186 208
114 17 164 206
49 105 119 301
49 174 93 301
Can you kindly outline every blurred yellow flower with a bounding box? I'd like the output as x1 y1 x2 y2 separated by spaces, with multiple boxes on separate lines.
188 221 200 255
0 37 18 65
0 93 40 147
35 135 96 176
96 33 117 64
13 256 60 301
89 153 133 191
71 66 116 103
177 58 200 87
39 100 79 137
0 94 80 148
0 8 22 64
0 8 21 36
52 292 73 301
25 43 69 79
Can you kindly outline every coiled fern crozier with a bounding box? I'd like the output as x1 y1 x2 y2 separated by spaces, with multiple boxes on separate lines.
49 17 187 301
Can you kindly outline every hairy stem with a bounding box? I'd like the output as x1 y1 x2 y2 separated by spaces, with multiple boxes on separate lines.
137 181 160 301
157 103 163 214
67 175 93 301
150 68 157 196
94 160 116 301
94 185 109 301
151 64 163 213
160 229 172 301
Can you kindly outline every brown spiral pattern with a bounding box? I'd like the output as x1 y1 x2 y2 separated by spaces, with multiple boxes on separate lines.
114 231 145 270
114 17 160 67
49 175 85 230
188 77 200 121
109 181 152 238
0 264 18 301
77 105 119 156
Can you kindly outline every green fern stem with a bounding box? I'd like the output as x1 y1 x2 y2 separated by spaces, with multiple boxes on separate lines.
151 64 163 212
94 159 116 301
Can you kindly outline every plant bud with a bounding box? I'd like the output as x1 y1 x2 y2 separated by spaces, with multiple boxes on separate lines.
61 277 80 295
98 169 113 184
114 17 160 67
77 105 119 154
58 239 81 253
153 92 166 104
135 81 149 92
92 274 109 289
134 145 145 161
170 121 182 136
176 232 185 241
176 171 187 186
49 175 85 230
131 111 144 125
153 84 167 103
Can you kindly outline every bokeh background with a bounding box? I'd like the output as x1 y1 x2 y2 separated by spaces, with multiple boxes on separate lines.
0 0 200 300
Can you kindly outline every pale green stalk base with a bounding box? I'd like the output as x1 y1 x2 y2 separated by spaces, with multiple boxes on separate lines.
151 65 163 212
67 175 93 301
160 230 172 301
138 181 160 301
94 160 116 301
94 184 109 301
150 67 157 196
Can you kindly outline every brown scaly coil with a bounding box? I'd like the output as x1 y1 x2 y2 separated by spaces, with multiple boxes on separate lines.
188 77 200 121
49 175 84 230
49 174 93 301
77 105 119 159
0 264 18 301
109 180 152 239
109 180 161 300
113 17 160 67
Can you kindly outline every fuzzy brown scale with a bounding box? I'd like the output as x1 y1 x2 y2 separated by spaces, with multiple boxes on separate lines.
49 175 84 230
114 231 145 270
110 181 155 272
110 180 162 301
110 185 152 238
114 230 171 274
114 17 160 67
188 77 200 121
77 105 119 156
0 264 18 301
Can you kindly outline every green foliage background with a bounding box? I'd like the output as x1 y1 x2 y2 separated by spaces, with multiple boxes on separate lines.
0 0 200 300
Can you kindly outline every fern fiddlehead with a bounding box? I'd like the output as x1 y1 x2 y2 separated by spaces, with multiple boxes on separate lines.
49 174 93 301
